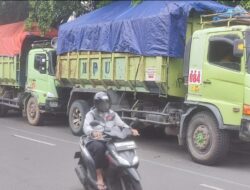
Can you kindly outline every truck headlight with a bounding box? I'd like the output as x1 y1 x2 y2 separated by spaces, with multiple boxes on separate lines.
49 101 58 107
47 92 56 98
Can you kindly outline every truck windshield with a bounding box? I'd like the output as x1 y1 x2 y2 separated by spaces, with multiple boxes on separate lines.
246 31 250 74
48 50 57 76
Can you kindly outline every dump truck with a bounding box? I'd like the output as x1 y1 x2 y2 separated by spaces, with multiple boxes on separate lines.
0 21 70 125
55 1 250 165
1 1 250 165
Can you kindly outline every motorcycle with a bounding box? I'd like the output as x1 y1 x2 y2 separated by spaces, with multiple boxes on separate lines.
74 121 142 190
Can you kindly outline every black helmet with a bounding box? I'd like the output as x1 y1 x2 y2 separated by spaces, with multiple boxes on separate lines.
94 92 111 112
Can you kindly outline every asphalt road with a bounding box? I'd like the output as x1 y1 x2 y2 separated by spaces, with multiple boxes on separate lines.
0 112 250 190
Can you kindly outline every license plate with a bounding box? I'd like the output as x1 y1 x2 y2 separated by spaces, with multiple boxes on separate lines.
114 141 136 151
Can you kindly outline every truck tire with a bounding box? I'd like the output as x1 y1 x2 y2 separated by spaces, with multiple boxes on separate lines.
26 97 43 126
0 105 8 117
186 111 229 165
69 100 90 136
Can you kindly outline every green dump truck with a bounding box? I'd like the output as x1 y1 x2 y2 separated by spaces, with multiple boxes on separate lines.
56 14 250 165
0 22 70 125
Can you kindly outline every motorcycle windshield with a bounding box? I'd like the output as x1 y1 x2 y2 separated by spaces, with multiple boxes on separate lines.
105 126 131 140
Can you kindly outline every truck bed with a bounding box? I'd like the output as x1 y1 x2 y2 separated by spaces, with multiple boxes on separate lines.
0 56 20 87
56 17 202 98
57 52 186 97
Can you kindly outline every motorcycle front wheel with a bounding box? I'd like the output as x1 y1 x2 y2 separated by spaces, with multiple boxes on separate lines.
123 177 142 190
84 183 95 190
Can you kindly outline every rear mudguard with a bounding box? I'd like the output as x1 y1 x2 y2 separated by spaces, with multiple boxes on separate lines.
74 151 81 159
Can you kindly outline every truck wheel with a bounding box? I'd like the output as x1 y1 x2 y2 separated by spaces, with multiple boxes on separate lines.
0 105 8 117
186 111 229 165
26 97 42 126
69 100 90 136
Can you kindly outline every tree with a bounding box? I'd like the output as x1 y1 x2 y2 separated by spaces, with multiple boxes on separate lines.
218 0 250 9
26 0 94 34
0 0 95 34
25 0 141 34
1 0 248 35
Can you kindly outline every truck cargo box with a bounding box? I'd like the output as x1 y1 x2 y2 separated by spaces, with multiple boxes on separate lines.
0 56 19 86
0 22 57 87
57 17 203 98
57 52 186 97
57 1 228 57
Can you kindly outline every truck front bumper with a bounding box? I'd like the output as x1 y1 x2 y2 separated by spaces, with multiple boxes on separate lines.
240 119 250 142
39 98 67 114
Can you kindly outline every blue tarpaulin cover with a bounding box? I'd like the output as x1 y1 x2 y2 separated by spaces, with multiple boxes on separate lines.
57 0 230 58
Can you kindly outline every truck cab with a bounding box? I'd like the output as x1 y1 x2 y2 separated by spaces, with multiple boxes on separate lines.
24 44 70 125
188 25 250 134
181 22 250 164
0 39 70 126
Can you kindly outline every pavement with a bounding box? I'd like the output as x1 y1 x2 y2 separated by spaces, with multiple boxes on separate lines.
0 112 250 190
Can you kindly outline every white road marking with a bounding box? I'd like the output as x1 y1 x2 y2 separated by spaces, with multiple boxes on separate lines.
6 127 250 155
200 184 224 190
141 159 250 189
7 127 77 145
5 126 250 189
13 134 56 146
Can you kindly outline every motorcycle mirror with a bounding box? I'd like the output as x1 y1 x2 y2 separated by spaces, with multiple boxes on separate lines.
90 120 100 127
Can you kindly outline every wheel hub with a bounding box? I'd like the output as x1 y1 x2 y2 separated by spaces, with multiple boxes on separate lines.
28 103 36 118
72 108 82 128
193 125 210 151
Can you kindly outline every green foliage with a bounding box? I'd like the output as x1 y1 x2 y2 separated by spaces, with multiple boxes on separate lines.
26 0 93 35
26 1 54 34
240 1 250 9
218 0 250 9
4 0 249 36
96 0 112 8
96 0 142 8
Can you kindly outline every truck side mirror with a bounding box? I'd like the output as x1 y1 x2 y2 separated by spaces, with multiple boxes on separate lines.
233 39 244 57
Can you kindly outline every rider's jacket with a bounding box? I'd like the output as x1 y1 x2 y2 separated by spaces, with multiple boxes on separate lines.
83 108 130 144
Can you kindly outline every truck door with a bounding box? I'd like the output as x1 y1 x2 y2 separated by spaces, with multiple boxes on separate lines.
27 52 49 102
188 32 244 126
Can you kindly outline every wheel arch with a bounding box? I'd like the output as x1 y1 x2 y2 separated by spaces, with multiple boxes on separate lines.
178 102 224 146
21 92 35 115
67 88 99 115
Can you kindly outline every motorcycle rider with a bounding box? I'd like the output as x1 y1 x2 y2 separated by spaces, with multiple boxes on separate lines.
83 91 140 190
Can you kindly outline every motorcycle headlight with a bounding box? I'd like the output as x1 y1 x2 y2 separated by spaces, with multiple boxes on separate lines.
111 150 131 167
132 155 139 166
